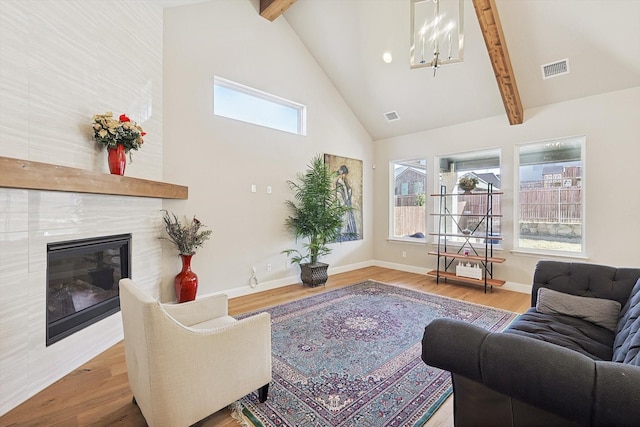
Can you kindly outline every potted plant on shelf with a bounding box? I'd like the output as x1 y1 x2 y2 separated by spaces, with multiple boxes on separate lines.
458 175 479 194
92 112 146 176
282 155 355 287
161 210 212 302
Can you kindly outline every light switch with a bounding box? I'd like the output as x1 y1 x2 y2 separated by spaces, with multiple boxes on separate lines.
251 184 257 193
266 186 272 194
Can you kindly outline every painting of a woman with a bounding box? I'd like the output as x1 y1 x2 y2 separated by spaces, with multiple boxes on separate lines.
335 165 358 241
324 154 363 241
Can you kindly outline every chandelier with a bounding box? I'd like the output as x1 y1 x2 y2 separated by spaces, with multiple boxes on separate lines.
410 0 464 75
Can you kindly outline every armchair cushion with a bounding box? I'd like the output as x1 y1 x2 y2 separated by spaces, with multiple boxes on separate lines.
189 315 237 329
161 293 229 326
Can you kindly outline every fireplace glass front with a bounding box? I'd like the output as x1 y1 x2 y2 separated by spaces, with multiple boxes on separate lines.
46 234 131 346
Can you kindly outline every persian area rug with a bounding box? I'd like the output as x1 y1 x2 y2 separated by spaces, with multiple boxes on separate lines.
231 280 518 427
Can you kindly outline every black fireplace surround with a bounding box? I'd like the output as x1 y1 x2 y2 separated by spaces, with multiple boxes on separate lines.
46 234 131 346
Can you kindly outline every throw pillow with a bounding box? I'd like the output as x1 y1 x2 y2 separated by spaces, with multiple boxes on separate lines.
536 287 621 332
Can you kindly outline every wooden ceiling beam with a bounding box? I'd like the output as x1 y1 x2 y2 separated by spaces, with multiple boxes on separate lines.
260 0 298 22
472 0 524 125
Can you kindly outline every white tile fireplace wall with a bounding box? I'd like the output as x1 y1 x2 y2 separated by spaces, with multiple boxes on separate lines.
0 0 165 416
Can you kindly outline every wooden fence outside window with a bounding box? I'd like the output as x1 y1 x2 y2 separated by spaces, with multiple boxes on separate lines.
393 187 581 238
519 187 582 223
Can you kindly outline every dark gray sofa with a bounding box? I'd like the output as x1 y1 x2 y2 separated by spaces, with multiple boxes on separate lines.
422 260 640 427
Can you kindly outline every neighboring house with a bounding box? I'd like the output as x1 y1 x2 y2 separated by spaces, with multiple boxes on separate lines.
522 166 582 189
472 172 501 191
542 165 564 187
394 166 425 206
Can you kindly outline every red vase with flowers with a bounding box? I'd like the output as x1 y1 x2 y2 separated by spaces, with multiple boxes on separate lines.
161 210 213 303
92 112 146 176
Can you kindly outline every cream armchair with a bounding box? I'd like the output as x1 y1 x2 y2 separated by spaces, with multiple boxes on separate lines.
119 278 272 427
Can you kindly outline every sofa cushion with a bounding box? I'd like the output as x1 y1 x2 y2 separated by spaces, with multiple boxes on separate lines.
536 287 621 332
505 308 615 361
612 278 640 365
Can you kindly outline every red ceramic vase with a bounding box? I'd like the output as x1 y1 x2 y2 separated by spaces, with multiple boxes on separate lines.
108 144 126 175
174 254 198 303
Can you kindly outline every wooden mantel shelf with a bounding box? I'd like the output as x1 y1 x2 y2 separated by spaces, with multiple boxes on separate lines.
0 156 188 199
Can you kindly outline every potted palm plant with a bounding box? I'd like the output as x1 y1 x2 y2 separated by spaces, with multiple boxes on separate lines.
282 155 355 287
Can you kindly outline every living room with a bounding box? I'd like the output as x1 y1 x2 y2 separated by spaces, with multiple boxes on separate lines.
1 0 639 424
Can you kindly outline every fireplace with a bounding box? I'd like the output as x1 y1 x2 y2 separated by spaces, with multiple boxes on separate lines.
46 234 131 346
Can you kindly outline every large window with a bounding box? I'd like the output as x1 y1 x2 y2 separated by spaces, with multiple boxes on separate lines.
213 76 306 135
516 136 585 255
436 149 502 246
390 159 426 241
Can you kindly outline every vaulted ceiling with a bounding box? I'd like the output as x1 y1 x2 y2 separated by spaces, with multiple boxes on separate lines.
165 0 640 141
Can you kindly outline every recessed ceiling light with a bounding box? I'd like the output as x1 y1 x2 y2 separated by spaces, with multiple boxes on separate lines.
382 52 393 64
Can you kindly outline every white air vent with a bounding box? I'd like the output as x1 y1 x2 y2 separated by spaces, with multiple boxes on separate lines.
384 111 400 122
542 59 570 79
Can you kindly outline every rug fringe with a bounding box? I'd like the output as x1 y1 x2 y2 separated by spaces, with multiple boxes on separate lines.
229 401 251 427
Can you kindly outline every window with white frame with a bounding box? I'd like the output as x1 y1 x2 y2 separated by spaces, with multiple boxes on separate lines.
516 136 585 255
436 149 502 246
390 159 427 241
213 76 306 135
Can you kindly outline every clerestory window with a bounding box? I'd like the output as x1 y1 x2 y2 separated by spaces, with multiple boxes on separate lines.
213 76 306 135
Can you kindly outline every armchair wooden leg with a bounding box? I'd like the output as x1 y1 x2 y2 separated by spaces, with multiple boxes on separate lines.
258 384 269 403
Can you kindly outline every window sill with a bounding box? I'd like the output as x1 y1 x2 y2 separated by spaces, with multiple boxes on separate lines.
510 249 588 260
387 237 427 245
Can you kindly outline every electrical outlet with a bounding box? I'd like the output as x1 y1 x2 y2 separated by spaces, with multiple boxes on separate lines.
267 264 272 272
402 251 407 258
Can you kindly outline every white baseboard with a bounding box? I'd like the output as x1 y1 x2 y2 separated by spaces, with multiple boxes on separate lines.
329 260 376 275
202 259 531 300
502 281 532 294
373 260 532 294
221 276 298 299
210 260 376 299
373 260 430 275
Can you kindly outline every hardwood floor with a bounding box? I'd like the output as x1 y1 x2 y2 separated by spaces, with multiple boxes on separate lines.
0 266 531 427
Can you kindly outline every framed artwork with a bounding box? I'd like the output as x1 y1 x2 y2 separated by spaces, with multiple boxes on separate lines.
324 153 363 241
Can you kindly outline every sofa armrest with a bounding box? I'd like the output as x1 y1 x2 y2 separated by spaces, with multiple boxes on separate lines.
423 318 640 426
479 327 595 424
593 362 640 426
421 318 490 383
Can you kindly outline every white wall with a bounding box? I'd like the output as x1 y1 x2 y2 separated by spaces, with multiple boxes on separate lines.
374 87 640 287
0 0 165 416
162 0 374 301
2 0 636 417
